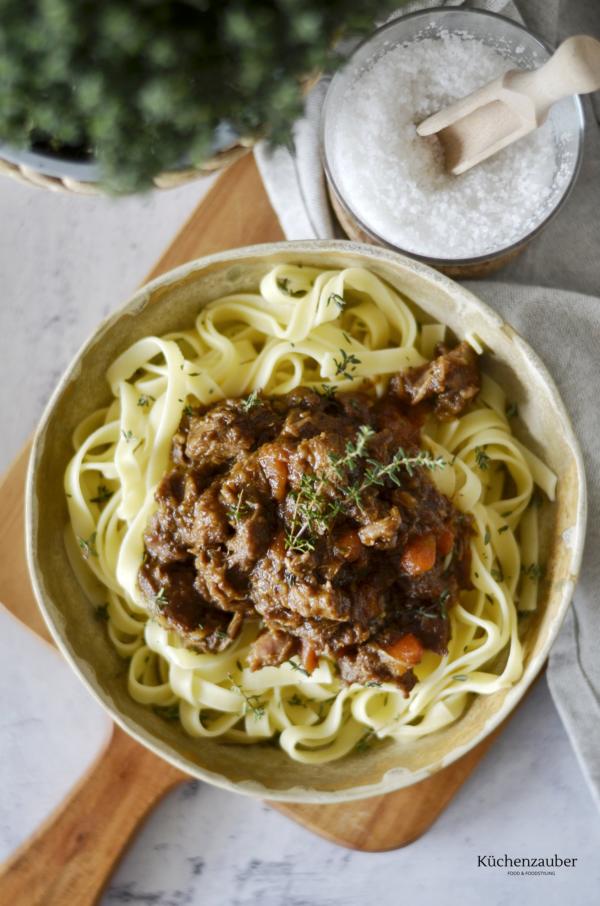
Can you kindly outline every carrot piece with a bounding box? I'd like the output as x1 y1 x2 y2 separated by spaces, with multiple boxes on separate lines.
385 633 424 666
438 527 454 557
335 529 363 562
400 533 437 576
301 642 318 674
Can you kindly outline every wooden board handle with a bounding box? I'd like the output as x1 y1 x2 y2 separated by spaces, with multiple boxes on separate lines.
0 724 185 905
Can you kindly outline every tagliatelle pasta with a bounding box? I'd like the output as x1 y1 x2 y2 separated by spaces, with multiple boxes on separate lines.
64 264 555 763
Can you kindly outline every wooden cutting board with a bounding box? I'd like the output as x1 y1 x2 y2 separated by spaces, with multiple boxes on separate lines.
0 152 511 905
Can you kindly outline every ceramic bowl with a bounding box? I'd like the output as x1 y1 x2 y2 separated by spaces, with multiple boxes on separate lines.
26 240 586 802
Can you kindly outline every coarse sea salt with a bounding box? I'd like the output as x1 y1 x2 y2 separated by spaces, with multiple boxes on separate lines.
331 33 571 259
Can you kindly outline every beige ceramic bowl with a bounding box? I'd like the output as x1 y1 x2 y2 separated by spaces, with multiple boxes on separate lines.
26 241 586 803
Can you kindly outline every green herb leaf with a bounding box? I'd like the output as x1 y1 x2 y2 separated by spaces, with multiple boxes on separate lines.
152 704 180 721
327 292 346 310
225 489 252 524
333 348 361 381
241 389 262 412
475 446 490 470
227 673 266 720
78 532 98 559
277 277 305 297
90 485 113 504
355 730 376 753
287 659 310 676
521 563 545 580
154 587 168 609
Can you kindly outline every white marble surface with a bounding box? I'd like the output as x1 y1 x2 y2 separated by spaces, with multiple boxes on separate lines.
1 169 598 906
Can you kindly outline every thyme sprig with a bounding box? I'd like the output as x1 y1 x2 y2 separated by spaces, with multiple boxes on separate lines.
225 490 252 524
227 674 267 720
333 348 361 381
284 425 445 553
315 383 337 401
241 389 262 412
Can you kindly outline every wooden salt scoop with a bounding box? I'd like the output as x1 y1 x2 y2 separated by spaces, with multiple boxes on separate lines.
417 35 600 175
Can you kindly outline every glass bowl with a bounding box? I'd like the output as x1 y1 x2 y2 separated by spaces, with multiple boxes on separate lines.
321 7 585 278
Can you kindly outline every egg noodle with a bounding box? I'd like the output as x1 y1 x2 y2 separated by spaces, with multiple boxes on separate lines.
64 264 556 763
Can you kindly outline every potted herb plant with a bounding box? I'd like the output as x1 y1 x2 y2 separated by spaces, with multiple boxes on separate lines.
0 0 399 193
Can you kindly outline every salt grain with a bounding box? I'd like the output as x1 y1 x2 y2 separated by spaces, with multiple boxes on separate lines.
331 32 570 259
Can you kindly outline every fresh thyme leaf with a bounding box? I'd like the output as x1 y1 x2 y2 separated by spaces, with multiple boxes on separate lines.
154 587 168 609
90 484 112 504
365 681 382 688
342 331 353 345
277 277 305 297
453 674 468 682
137 394 155 408
236 660 243 672
439 589 451 619
287 659 310 676
226 490 252 524
327 292 346 310
315 383 337 401
94 602 109 621
355 730 376 753
475 446 490 470
152 704 180 721
521 563 545 580
78 532 97 559
227 673 266 720
333 348 361 381
491 566 504 582
484 529 491 545
506 402 519 419
241 389 262 412
498 525 509 534
183 403 194 417
412 606 437 620
121 429 135 443
530 489 543 508
287 694 304 707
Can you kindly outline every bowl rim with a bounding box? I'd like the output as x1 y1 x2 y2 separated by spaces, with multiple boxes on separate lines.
25 239 588 802
321 6 586 269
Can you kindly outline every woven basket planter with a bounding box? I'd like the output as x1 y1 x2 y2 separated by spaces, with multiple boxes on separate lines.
0 136 255 194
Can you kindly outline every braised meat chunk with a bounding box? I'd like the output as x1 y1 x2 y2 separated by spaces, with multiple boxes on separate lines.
391 340 481 420
138 342 480 690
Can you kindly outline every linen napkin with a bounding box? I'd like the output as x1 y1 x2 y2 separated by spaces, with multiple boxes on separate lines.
255 0 600 807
